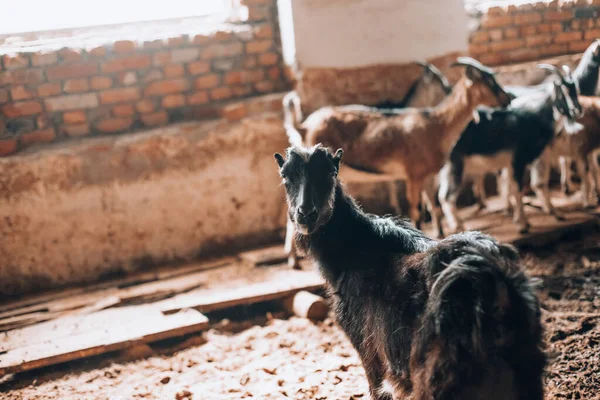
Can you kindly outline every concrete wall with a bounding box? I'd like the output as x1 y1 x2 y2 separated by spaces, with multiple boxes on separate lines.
285 0 470 68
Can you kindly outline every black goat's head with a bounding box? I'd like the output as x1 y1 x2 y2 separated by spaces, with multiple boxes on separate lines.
538 63 583 121
274 145 343 235
451 57 512 109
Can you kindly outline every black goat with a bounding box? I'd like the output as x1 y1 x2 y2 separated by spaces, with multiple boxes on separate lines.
274 145 545 400
439 64 582 234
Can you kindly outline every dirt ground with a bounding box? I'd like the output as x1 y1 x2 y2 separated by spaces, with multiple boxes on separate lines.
2 232 600 400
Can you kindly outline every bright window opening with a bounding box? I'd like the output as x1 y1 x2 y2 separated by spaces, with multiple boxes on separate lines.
0 0 234 36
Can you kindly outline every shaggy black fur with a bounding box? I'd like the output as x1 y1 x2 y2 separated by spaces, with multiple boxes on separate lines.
275 145 546 400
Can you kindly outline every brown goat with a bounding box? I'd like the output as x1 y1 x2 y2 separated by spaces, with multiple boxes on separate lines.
289 58 511 224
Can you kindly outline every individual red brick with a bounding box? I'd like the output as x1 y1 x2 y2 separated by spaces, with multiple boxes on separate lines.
481 14 514 29
94 117 134 133
144 78 190 96
526 35 553 47
141 111 168 127
45 93 99 111
268 66 281 80
0 138 18 156
0 89 9 103
21 128 56 146
2 54 29 70
119 71 138 86
47 63 98 81
540 43 568 56
143 69 164 82
0 69 44 85
63 123 90 137
536 23 553 33
63 110 87 124
224 70 264 84
162 94 186 108
171 48 199 63
10 85 35 101
210 87 232 100
113 40 136 53
213 59 235 71
200 42 244 59
232 85 253 97
469 43 489 55
554 31 583 43
188 91 209 105
2 101 43 118
246 40 272 54
64 78 90 93
487 5 506 15
584 29 600 40
167 36 187 47
514 13 542 25
247 5 270 21
235 28 255 42
153 52 171 66
571 19 582 30
195 74 221 89
31 52 58 66
187 61 210 75
545 10 573 21
100 88 140 104
58 48 84 63
551 22 563 32
222 102 248 121
102 55 151 73
478 53 508 66
164 64 185 78
490 39 524 52
215 31 233 41
255 81 275 93
470 31 489 43
192 34 211 45
569 41 593 53
258 52 279 66
88 46 107 58
37 83 61 97
255 24 273 39
520 25 537 35
489 29 503 41
504 27 519 39
112 104 135 117
143 39 165 49
135 99 155 114
507 48 541 62
91 76 113 90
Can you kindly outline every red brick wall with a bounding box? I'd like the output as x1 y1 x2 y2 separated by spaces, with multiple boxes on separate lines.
469 0 600 66
0 0 290 156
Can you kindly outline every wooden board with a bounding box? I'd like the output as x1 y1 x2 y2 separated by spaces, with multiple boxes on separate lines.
0 307 208 376
157 266 324 314
239 245 304 266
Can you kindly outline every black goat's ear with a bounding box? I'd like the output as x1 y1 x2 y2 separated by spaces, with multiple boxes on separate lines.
274 153 285 168
332 148 343 171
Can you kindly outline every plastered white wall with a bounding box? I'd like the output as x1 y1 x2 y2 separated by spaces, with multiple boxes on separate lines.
279 0 470 68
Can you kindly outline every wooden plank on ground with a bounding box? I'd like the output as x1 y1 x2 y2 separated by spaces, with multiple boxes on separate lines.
0 257 235 332
0 307 208 377
239 245 304 266
158 265 324 314
0 257 234 315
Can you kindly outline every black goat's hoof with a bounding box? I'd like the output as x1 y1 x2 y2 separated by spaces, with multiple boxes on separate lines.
519 225 531 234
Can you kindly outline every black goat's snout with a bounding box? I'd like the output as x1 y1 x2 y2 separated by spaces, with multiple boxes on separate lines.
297 205 318 224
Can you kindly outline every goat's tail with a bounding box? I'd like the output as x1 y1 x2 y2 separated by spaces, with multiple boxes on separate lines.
282 90 304 147
410 241 546 399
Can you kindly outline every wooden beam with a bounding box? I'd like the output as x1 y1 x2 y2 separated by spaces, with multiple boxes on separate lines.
0 307 208 377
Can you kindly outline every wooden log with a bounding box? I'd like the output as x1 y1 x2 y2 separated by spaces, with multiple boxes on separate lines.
283 290 329 320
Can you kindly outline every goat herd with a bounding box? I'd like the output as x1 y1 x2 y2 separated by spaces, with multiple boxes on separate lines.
272 39 600 400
